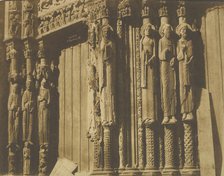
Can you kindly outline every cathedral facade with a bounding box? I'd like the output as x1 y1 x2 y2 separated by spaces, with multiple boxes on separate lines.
0 0 223 175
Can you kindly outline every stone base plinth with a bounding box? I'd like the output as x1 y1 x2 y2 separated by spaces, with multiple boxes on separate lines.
142 169 161 176
119 168 140 176
162 169 179 176
180 169 200 176
90 169 116 176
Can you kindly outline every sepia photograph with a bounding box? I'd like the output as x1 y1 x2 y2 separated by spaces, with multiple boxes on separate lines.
0 0 222 175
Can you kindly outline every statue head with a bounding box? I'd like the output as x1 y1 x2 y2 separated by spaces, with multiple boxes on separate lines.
176 22 192 39
159 23 173 39
26 79 32 91
141 23 155 37
102 25 113 41
41 78 47 88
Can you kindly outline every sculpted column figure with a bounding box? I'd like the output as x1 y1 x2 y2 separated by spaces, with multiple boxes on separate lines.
7 83 21 175
87 22 103 171
36 40 51 176
140 20 158 173
176 3 197 174
99 23 115 172
22 79 35 175
158 3 177 174
38 78 50 176
6 40 22 175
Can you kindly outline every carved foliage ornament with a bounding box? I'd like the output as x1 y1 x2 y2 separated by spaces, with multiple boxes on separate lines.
118 0 132 18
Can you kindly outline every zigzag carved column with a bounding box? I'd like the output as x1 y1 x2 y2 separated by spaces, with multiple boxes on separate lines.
176 1 199 175
140 0 159 175
21 0 36 175
158 1 178 175
4 1 22 175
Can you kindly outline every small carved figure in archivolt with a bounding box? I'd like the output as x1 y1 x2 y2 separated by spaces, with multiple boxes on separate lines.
38 78 50 145
99 24 116 124
22 79 35 145
176 23 194 121
159 23 177 124
8 83 21 148
140 23 158 124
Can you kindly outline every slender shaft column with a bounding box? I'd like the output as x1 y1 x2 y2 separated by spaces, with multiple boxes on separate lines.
6 41 22 175
136 25 144 169
145 124 155 169
22 40 35 175
103 124 112 170
158 1 178 175
176 1 198 175
183 122 195 168
164 125 175 169
140 1 159 175
37 40 50 176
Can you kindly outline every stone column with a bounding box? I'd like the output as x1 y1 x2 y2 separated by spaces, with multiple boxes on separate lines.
103 123 112 170
37 40 50 176
176 1 198 175
5 1 22 172
158 2 178 175
22 40 35 175
140 1 159 175
6 41 22 176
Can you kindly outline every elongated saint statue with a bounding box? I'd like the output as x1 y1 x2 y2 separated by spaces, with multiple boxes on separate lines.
140 23 158 124
159 24 177 124
176 23 194 121
8 83 21 148
22 79 35 145
38 78 50 145
99 24 115 124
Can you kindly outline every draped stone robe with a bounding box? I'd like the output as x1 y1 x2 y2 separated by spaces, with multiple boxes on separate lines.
140 36 158 122
159 37 177 117
38 87 50 145
177 38 194 114
8 91 21 145
99 38 115 123
22 90 34 143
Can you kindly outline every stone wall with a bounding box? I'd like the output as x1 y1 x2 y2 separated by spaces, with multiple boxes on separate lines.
201 6 224 176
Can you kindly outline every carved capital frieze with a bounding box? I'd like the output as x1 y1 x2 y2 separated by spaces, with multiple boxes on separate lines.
6 1 22 40
118 0 132 18
159 2 168 17
177 1 186 18
22 0 35 39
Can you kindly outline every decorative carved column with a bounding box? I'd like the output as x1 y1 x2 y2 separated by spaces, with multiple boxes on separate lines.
89 2 116 175
6 41 22 175
176 1 198 175
117 9 126 171
5 1 22 175
22 40 35 175
158 1 178 175
135 25 145 171
102 123 112 170
21 2 36 173
36 40 50 176
87 22 103 172
140 0 159 175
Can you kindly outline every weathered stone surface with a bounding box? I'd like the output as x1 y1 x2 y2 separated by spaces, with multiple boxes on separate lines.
50 158 78 176
196 88 216 176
